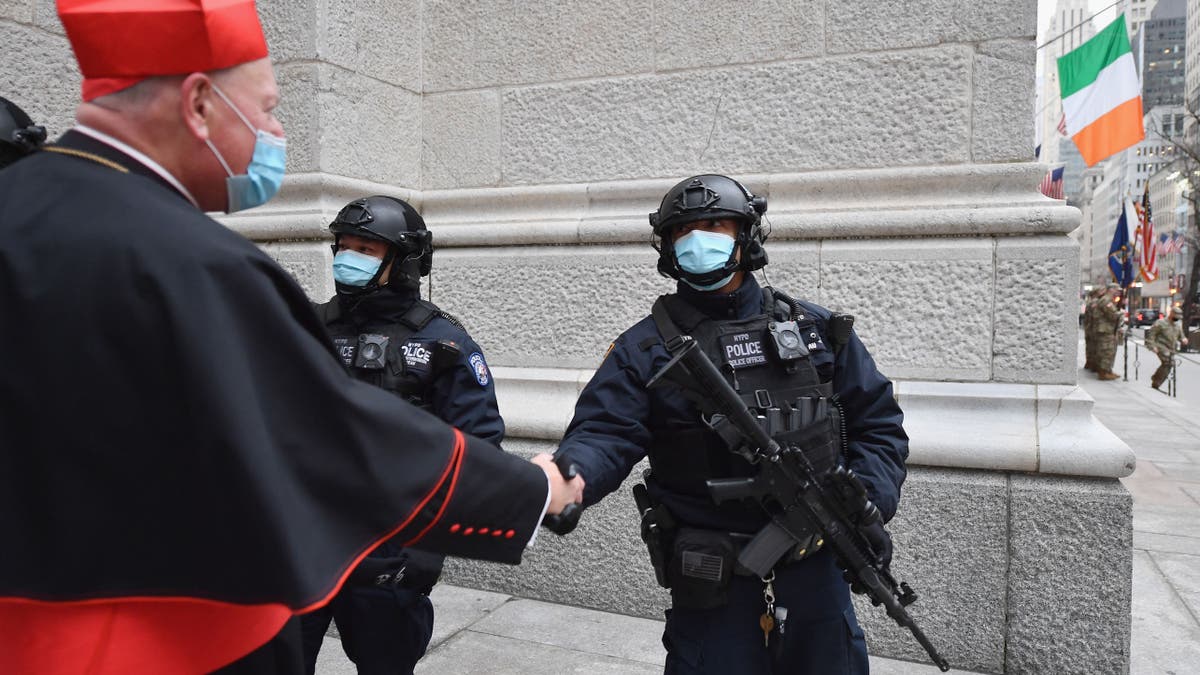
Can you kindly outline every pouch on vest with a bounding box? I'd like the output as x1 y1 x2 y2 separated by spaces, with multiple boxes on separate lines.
668 528 736 610
770 396 844 476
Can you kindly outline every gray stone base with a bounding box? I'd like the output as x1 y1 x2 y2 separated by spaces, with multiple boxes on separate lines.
444 447 1131 675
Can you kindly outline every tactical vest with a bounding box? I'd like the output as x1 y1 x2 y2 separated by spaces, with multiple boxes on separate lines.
316 298 462 411
646 288 845 497
315 297 459 592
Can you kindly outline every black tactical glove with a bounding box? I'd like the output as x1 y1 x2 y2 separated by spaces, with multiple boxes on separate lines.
861 518 893 569
839 499 895 595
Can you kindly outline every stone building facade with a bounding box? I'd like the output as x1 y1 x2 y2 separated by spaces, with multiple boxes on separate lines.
1 0 1134 672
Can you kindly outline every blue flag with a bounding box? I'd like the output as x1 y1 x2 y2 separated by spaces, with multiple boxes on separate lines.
1108 202 1133 287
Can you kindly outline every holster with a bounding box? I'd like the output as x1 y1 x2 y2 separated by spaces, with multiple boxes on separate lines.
632 483 675 589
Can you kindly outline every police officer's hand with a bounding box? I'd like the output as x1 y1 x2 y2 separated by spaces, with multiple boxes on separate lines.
861 519 893 569
532 453 585 515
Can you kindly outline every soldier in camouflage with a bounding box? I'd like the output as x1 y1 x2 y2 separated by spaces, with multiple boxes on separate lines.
1083 287 1105 372
1092 286 1123 381
1147 307 1189 390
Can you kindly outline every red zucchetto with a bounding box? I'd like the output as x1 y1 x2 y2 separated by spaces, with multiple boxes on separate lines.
57 0 269 101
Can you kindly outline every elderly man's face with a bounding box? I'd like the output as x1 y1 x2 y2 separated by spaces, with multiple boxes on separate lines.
210 58 283 171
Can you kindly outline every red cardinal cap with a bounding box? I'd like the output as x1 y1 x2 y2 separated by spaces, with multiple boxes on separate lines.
57 0 269 101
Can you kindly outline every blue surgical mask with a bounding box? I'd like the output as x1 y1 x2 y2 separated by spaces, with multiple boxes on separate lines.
332 250 383 287
674 230 736 290
205 84 287 213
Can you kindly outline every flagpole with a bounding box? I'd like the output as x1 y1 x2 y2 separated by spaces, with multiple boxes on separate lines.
1118 189 1128 381
1124 205 1131 381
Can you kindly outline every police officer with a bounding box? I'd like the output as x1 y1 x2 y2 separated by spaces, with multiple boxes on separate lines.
554 175 908 674
300 196 505 675
0 96 47 169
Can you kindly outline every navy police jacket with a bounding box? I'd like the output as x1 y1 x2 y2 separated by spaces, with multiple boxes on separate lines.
316 288 504 447
556 275 908 533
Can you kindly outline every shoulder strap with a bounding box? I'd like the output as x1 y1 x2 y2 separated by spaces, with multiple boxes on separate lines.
404 299 466 332
651 295 711 353
650 296 683 351
313 299 341 325
399 300 437 331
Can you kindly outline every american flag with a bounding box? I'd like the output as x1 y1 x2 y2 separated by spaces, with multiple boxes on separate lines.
1168 232 1189 254
1161 233 1179 255
1134 185 1159 282
1039 166 1065 199
1057 112 1068 136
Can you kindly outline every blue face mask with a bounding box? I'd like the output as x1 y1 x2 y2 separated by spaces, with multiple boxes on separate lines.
674 230 736 290
205 84 287 213
332 250 383 287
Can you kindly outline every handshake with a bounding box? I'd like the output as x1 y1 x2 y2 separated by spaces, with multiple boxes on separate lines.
532 453 586 529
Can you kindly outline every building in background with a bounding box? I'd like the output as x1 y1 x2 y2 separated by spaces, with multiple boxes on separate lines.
1072 167 1105 280
1080 106 1183 286
1148 161 1192 305
1139 0 1187 109
1130 0 1162 36
1058 134 1090 202
1187 0 1200 110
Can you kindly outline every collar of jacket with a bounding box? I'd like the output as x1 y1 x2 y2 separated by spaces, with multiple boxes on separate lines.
53 129 195 205
337 285 421 322
674 274 762 321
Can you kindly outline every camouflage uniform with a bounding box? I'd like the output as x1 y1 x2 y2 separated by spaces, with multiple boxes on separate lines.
1083 289 1105 371
1147 315 1185 389
1092 292 1122 380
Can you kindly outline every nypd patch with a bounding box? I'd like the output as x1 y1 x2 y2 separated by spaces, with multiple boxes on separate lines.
468 352 490 387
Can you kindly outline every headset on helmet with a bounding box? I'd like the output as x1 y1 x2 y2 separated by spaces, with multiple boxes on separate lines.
0 96 47 169
329 195 433 295
648 174 768 286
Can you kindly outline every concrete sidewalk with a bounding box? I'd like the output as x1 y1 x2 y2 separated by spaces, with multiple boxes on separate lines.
1083 338 1200 675
314 582 959 675
317 338 1200 675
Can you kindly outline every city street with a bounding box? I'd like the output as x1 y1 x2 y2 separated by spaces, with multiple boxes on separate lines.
1082 334 1200 675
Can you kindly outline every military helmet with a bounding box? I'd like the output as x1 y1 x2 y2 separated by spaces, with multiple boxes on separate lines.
0 96 47 169
329 195 432 293
649 174 766 237
649 174 769 285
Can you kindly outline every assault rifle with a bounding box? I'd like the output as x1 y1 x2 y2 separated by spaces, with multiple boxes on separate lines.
647 336 950 672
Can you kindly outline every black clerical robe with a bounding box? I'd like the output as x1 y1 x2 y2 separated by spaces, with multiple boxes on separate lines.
0 131 547 674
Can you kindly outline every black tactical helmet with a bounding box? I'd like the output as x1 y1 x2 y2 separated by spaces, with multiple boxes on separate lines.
0 96 47 169
329 195 432 295
649 174 769 286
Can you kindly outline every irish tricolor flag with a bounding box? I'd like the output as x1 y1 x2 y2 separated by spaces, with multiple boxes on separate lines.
1057 15 1144 166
